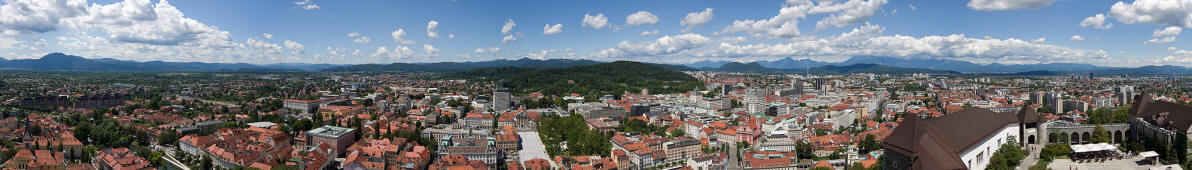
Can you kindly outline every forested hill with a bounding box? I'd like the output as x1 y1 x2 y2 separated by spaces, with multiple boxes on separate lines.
506 61 703 97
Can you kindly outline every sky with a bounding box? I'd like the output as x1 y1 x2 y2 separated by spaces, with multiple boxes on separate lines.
0 0 1190 67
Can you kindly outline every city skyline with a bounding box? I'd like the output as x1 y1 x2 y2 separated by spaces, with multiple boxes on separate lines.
0 0 1190 67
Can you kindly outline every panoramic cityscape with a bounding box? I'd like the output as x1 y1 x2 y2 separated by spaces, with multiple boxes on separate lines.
2 0 1192 170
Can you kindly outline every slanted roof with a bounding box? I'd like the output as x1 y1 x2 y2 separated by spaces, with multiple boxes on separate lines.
882 107 1026 170
1131 93 1192 133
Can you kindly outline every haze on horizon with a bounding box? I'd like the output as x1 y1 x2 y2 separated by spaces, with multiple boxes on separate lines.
0 0 1190 67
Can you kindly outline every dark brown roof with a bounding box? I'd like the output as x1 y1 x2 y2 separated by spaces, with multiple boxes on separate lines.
1131 93 1192 132
883 107 1029 169
1018 106 1039 123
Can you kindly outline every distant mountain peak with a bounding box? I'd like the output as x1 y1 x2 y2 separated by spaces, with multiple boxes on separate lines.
38 53 84 61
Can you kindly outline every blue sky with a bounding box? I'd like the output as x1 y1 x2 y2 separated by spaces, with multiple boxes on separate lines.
0 0 1190 66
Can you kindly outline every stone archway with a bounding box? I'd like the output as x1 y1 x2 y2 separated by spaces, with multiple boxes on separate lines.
1082 132 1091 144
1028 135 1036 144
1071 132 1080 144
1048 133 1057 143
1114 131 1123 144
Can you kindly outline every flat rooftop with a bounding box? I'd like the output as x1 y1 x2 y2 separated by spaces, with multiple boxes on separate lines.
307 125 354 138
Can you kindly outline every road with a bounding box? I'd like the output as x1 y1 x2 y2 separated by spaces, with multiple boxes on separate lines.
726 142 741 169
517 132 555 167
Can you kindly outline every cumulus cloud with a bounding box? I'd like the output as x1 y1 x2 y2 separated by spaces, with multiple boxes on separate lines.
720 0 888 38
1145 37 1176 44
348 31 370 43
449 34 454 38
1070 35 1085 41
422 44 439 54
1080 14 1114 29
1159 47 1192 64
353 37 371 43
681 8 714 32
1032 37 1046 43
626 11 659 26
246 38 282 54
1146 26 1181 44
967 0 1056 11
1108 0 1192 27
501 19 516 34
0 0 87 33
64 0 239 47
708 24 1108 64
582 13 610 29
1153 26 1182 37
641 30 660 36
543 24 563 35
501 19 520 43
294 0 319 10
597 33 711 57
390 28 415 44
263 33 273 39
474 47 500 54
371 45 414 60
503 34 518 43
284 40 305 55
427 20 439 39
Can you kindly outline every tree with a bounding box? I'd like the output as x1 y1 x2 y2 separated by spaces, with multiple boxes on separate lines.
859 134 881 154
795 141 814 159
987 137 1027 170
200 156 213 170
669 129 686 138
1177 133 1188 165
1091 125 1111 143
1039 144 1071 161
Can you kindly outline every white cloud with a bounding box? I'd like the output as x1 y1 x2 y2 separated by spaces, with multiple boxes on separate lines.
1080 14 1114 29
1145 36 1176 44
1146 26 1182 44
263 33 273 39
246 38 282 54
449 34 454 38
813 0 888 30
708 24 1108 64
474 47 500 54
66 0 238 47
294 0 319 10
347 31 370 43
1031 37 1046 43
284 40 305 55
582 13 610 29
543 24 563 35
524 49 558 59
681 8 714 33
626 11 659 26
720 0 888 38
1069 35 1085 41
1159 47 1192 64
427 20 439 39
353 37 371 43
1108 0 1192 27
502 34 518 43
597 33 711 57
422 44 439 54
371 45 414 60
966 0 1056 11
501 19 516 34
0 0 87 33
1153 26 1182 37
640 30 660 36
390 28 415 44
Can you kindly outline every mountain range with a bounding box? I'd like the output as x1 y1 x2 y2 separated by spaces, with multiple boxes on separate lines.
685 56 1192 74
2 53 1191 74
0 53 342 71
